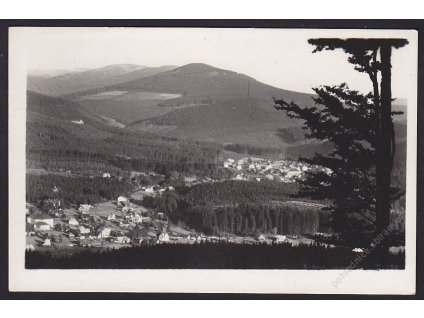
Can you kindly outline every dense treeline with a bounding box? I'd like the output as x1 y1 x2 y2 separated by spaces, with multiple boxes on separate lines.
223 143 284 159
176 180 300 205
27 159 125 176
142 180 404 237
25 243 405 269
172 204 331 236
142 180 330 236
142 180 301 213
26 174 134 206
103 130 223 176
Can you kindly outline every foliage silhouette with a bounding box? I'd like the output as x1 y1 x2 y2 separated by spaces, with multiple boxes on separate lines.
274 38 408 251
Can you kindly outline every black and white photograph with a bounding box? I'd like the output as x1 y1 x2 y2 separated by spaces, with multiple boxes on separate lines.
6 26 418 294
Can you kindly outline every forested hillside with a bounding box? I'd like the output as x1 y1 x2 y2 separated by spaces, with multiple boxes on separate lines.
26 174 134 206
27 91 226 183
141 180 331 236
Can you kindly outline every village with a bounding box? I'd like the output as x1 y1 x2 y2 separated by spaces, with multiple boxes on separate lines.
25 188 317 254
24 154 338 255
26 153 401 257
25 160 405 257
223 157 332 183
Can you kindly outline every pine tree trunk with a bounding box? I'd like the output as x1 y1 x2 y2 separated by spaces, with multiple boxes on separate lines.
375 44 393 263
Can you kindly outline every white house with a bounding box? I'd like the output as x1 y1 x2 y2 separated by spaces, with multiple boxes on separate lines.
103 173 111 178
68 218 79 226
79 204 93 213
228 158 235 163
34 222 51 231
79 226 90 234
29 213 54 228
236 174 244 180
97 227 111 238
265 174 274 181
268 235 286 243
132 214 143 224
237 159 244 165
157 232 170 243
324 168 333 175
236 165 242 171
115 236 131 244
42 238 52 246
285 238 300 247
224 162 230 168
107 214 116 221
207 236 219 242
117 196 128 203
145 187 154 194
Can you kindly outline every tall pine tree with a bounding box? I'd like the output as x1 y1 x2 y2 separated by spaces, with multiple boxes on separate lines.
274 38 408 253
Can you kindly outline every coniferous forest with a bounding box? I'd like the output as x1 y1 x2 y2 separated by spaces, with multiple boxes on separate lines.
141 181 332 236
26 174 134 206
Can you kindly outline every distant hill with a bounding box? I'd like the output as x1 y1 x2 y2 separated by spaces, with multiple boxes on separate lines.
107 63 313 102
28 68 89 79
68 63 409 160
28 62 408 161
128 96 301 148
68 63 314 151
27 64 177 97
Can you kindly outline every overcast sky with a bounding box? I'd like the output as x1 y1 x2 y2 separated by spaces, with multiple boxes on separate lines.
19 27 416 98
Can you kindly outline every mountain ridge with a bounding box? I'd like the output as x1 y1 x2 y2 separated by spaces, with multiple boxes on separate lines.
26 62 407 160
27 64 178 97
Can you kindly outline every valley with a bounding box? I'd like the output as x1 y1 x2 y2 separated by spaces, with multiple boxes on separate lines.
25 62 407 266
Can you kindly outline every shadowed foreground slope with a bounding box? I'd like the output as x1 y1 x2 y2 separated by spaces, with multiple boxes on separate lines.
26 242 404 269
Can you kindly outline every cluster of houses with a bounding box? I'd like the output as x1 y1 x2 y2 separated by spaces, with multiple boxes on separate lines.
140 185 175 196
26 198 322 251
27 211 54 232
26 191 178 250
109 196 152 226
223 158 244 170
27 173 335 252
224 157 332 183
26 199 135 249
